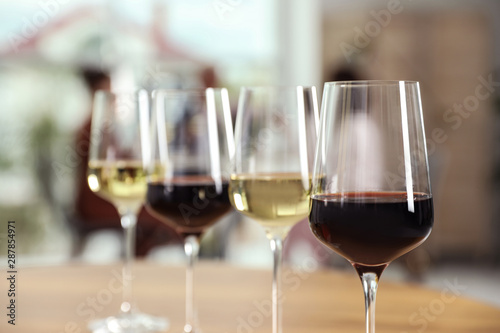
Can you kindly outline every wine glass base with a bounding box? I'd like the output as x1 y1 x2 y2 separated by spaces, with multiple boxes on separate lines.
184 323 202 333
89 312 169 333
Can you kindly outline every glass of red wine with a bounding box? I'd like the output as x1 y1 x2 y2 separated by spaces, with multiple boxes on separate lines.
309 81 434 333
145 88 234 333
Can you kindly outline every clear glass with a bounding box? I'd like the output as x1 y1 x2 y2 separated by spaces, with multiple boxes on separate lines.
309 81 434 333
87 90 169 332
229 86 319 333
145 88 234 333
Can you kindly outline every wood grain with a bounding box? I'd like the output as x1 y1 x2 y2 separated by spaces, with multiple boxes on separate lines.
1 261 499 333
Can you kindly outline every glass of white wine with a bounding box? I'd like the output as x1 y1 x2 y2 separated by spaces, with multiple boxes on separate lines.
229 86 319 333
87 90 168 333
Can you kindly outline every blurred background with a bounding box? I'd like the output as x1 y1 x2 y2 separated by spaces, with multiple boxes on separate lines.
0 0 499 307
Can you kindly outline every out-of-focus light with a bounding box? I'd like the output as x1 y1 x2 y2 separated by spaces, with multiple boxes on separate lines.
88 174 100 192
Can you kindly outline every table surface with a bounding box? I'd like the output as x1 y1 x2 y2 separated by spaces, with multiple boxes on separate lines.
1 261 500 333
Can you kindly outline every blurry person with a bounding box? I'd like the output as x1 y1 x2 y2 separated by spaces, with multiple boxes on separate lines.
72 67 180 258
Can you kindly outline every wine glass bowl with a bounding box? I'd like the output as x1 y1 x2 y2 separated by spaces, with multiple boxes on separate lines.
229 172 312 240
309 191 433 266
230 86 319 239
146 175 231 238
309 80 434 333
87 160 147 216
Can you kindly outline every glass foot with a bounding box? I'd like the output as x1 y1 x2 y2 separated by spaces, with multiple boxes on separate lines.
183 323 200 333
89 312 169 333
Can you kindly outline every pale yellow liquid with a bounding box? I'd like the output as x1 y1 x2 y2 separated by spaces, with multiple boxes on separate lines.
87 160 147 214
229 173 311 238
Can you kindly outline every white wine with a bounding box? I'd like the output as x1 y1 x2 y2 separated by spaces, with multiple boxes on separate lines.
88 160 147 214
229 173 311 238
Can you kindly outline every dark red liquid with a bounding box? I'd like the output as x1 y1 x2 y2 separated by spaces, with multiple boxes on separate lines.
309 192 433 266
146 177 231 238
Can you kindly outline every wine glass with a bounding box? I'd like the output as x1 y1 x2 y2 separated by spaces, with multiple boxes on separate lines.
309 81 434 333
145 88 234 333
87 90 168 333
229 86 319 333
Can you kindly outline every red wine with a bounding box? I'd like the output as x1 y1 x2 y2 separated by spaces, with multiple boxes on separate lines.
146 176 231 237
309 192 433 266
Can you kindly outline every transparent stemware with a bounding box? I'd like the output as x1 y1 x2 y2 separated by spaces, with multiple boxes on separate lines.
145 88 234 333
87 90 169 333
229 86 319 333
309 81 434 333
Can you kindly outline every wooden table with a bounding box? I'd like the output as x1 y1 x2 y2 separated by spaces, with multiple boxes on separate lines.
1 261 499 332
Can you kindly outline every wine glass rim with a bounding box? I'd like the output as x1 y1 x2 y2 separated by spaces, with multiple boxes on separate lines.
153 87 228 95
325 80 419 87
95 88 148 97
241 85 316 91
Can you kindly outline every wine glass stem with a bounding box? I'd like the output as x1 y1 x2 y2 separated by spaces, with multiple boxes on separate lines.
120 212 137 315
361 272 379 333
270 237 283 333
184 235 200 333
